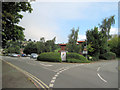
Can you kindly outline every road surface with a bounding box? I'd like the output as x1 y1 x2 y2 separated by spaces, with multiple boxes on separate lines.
1 56 118 89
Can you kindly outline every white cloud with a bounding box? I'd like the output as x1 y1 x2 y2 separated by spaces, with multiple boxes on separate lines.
78 35 86 41
110 27 118 35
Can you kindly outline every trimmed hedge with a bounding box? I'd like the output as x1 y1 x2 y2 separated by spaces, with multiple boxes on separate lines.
99 52 116 60
37 52 62 62
66 53 89 63
67 58 90 63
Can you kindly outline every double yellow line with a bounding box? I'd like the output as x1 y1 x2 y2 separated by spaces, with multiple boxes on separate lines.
3 60 49 89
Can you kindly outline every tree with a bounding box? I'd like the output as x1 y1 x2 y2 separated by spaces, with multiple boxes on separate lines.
23 42 37 54
8 46 20 54
36 37 45 54
66 27 80 53
2 2 33 48
44 37 56 52
86 27 102 59
108 35 120 56
99 15 115 53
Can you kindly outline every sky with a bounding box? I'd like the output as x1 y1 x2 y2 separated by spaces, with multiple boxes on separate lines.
19 0 119 44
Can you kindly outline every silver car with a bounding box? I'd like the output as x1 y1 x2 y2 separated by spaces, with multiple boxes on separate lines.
30 53 38 59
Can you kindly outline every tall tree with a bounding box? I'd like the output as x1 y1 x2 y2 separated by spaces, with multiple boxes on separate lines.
99 15 115 52
99 16 115 40
67 27 80 53
23 42 37 55
2 2 33 48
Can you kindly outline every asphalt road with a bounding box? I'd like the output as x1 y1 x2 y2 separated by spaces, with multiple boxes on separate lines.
1 56 118 89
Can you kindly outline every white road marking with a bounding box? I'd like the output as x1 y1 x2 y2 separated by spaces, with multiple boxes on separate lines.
51 80 55 83
40 63 53 67
49 63 86 88
49 84 54 87
52 77 56 80
97 67 101 71
56 72 60 75
97 73 107 83
55 74 58 77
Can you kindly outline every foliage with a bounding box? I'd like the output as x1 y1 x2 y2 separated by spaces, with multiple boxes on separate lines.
86 16 115 60
66 27 80 53
66 58 90 63
108 35 120 56
7 45 20 54
36 37 45 54
87 43 94 53
23 42 37 54
37 52 61 62
23 37 57 54
67 53 88 61
99 15 115 40
2 2 33 48
66 53 89 63
99 52 116 60
44 37 56 52
86 27 101 59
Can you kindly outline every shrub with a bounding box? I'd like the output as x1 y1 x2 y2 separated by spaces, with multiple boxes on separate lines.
67 53 88 60
37 52 61 62
67 58 90 63
66 53 89 63
92 57 98 61
99 52 116 60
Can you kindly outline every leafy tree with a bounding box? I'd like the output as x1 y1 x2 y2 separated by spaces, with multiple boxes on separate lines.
99 15 115 53
23 42 37 54
36 37 45 54
86 27 103 59
108 35 120 56
8 45 20 54
2 2 33 48
66 27 80 53
99 16 115 39
44 37 56 52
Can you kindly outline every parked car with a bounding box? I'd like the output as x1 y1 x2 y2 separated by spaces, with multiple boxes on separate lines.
27 54 31 57
21 54 26 57
11 53 20 57
30 53 38 59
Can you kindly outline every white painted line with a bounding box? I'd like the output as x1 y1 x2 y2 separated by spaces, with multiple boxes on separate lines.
49 84 54 87
40 63 53 66
52 77 56 80
55 74 58 77
56 72 60 75
97 73 107 83
97 67 101 71
59 71 63 73
51 80 55 83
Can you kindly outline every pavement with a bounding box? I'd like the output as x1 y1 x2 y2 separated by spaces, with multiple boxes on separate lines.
1 56 119 89
2 60 36 88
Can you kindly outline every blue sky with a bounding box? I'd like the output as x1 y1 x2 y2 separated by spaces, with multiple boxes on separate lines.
19 1 118 43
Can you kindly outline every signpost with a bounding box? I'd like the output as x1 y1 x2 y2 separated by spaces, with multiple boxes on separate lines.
61 51 66 61
83 46 88 59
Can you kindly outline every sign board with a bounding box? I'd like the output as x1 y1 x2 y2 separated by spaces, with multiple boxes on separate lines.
61 51 66 61
83 50 88 54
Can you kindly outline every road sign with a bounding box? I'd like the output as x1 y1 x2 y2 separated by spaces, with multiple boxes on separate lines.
61 51 66 61
83 50 88 54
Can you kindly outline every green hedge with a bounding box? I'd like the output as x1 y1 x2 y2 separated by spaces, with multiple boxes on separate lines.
99 52 116 60
66 53 89 63
67 58 90 63
37 52 62 62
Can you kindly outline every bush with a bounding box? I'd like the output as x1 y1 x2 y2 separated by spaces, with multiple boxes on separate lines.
92 57 98 61
99 52 116 60
66 53 89 63
67 58 90 63
37 52 61 62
